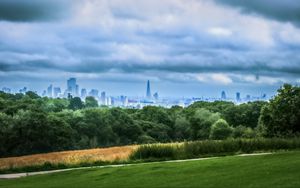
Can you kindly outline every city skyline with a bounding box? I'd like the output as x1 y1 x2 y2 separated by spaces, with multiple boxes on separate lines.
1 77 268 108
1 78 268 100
0 77 268 109
0 0 299 98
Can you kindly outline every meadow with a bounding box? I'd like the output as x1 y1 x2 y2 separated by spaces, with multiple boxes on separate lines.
1 151 300 188
0 145 137 172
1 138 300 174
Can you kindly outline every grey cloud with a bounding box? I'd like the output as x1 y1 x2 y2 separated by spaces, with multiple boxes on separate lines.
0 0 70 22
214 0 300 26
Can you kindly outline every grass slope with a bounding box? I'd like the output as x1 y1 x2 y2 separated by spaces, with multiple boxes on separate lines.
1 151 300 188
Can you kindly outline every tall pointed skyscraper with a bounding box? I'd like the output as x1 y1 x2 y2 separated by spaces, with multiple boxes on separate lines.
146 80 151 99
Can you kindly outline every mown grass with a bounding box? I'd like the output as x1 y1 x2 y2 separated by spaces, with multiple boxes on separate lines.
130 138 300 160
1 151 300 188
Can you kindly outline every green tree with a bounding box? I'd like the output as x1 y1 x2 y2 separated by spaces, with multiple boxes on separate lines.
210 119 233 140
44 98 69 112
85 96 98 108
25 91 40 99
233 125 256 138
190 108 220 140
109 108 142 144
68 97 84 110
173 116 191 140
223 101 267 128
0 113 13 156
258 84 300 137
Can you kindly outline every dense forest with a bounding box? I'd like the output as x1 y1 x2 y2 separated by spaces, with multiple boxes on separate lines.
0 84 299 157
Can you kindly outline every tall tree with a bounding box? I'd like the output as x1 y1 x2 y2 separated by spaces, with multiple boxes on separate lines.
85 96 98 108
259 84 300 137
68 97 84 110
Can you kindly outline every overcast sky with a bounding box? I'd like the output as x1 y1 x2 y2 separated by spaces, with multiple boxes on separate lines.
0 0 300 98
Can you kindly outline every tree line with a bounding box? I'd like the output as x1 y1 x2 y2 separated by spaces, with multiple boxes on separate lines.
0 84 299 157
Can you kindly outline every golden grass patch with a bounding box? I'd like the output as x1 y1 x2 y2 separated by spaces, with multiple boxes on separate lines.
0 145 138 169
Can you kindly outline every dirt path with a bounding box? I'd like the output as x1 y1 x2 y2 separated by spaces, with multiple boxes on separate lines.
0 152 272 179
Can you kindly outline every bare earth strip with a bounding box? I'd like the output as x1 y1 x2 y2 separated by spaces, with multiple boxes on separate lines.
0 152 272 179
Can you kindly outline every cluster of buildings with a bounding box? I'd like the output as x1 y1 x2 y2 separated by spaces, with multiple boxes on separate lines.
39 78 160 108
1 78 268 108
219 90 267 104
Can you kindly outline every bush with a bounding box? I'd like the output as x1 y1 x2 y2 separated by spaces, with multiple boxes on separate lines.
130 144 180 160
233 125 256 138
210 119 233 140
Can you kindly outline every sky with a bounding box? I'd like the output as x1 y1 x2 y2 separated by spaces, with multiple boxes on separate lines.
0 0 300 98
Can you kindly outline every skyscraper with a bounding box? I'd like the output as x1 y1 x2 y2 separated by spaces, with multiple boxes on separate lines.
146 80 151 99
19 87 27 94
53 87 61 98
81 88 87 98
76 84 79 96
47 84 53 98
1 87 11 93
236 92 241 102
221 91 226 100
67 78 77 96
101 91 106 105
89 89 99 98
246 94 251 101
153 92 159 100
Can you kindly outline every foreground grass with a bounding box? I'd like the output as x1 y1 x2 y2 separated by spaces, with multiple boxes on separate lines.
1 151 300 188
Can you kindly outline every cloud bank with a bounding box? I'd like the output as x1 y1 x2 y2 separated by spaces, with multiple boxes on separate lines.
0 0 299 96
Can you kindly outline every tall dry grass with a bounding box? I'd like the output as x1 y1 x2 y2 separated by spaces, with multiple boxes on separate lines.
0 145 137 170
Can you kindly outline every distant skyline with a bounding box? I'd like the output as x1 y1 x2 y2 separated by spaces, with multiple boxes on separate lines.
0 0 300 97
1 78 272 99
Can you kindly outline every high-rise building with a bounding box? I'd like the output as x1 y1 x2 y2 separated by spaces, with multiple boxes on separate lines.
1 87 11 93
110 97 115 106
42 90 47 97
67 78 77 96
53 87 61 98
76 85 79 96
246 94 251 101
236 92 241 102
221 91 226 100
19 87 27 94
120 95 128 106
101 91 106 105
146 80 151 99
89 89 99 98
47 85 53 97
153 92 159 100
107 97 112 106
81 88 87 98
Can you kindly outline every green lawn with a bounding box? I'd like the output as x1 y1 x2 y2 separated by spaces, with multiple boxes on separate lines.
1 151 300 188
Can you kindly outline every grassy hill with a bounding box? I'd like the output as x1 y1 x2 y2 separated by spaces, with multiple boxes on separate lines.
1 151 300 188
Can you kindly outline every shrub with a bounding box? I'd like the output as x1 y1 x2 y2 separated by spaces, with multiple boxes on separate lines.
130 144 179 160
233 125 256 138
210 119 233 140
